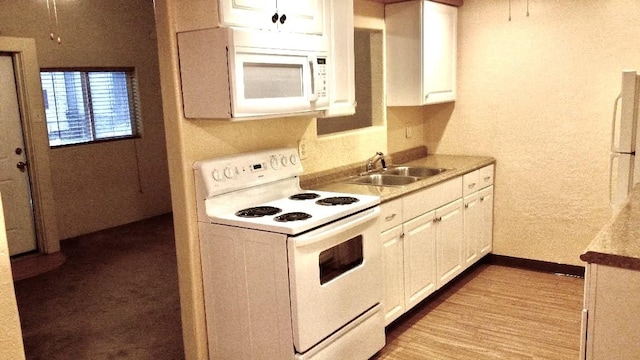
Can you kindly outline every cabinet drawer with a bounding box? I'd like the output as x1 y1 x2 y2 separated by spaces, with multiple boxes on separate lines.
403 177 462 221
479 164 494 188
380 198 403 231
463 170 480 196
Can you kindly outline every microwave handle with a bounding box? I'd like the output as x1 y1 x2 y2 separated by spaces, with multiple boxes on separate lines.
309 56 318 102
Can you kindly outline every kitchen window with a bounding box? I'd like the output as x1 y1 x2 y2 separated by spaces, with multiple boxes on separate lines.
40 69 141 147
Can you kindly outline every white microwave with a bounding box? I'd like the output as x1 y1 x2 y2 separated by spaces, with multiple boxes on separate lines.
178 27 330 120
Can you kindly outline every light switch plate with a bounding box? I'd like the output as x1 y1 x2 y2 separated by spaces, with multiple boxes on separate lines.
298 140 308 160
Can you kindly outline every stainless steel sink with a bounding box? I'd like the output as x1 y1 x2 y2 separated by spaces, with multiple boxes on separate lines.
345 166 451 187
384 166 448 178
347 174 420 186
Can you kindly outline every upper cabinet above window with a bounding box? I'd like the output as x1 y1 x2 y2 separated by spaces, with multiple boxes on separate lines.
386 0 458 106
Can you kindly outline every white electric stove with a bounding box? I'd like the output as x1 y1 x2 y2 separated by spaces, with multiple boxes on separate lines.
194 148 385 360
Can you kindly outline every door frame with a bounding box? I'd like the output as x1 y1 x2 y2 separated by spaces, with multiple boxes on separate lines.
0 36 60 254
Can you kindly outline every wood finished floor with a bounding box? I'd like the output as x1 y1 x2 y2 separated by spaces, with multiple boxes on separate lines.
373 263 584 360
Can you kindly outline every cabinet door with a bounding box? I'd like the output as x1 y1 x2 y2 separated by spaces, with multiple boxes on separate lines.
478 186 494 257
320 0 355 117
381 225 405 326
422 1 457 104
218 0 276 30
436 199 464 288
403 210 437 311
277 0 324 34
463 192 481 267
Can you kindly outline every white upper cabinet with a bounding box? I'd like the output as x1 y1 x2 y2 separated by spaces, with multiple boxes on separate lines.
219 0 324 34
320 0 356 117
385 0 457 106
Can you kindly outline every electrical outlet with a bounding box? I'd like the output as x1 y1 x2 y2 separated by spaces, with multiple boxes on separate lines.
405 124 413 138
298 140 308 160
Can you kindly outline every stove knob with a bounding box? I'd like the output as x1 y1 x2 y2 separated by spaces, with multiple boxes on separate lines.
289 154 298 165
212 169 222 181
223 166 235 179
270 157 280 170
281 156 288 167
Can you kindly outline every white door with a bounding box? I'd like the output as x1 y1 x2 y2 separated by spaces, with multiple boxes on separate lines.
381 224 404 326
403 210 437 310
0 54 37 256
463 192 481 267
435 199 464 288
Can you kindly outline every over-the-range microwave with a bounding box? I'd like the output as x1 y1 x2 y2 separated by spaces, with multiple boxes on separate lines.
177 27 330 120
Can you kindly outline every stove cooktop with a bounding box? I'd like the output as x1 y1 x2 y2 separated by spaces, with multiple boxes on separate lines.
193 148 380 235
206 190 380 235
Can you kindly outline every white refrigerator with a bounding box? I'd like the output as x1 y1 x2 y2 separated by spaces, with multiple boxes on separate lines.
610 70 640 206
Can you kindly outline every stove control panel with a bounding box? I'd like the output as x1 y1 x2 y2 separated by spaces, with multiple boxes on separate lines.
193 148 303 197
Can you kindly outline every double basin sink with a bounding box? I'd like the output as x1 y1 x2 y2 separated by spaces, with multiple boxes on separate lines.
346 166 450 187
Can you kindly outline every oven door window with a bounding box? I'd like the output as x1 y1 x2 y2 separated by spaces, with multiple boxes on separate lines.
319 235 363 285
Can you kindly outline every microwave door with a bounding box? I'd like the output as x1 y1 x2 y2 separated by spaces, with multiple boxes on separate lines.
232 51 314 118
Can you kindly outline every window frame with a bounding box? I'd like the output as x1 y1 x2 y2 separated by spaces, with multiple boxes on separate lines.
40 67 142 148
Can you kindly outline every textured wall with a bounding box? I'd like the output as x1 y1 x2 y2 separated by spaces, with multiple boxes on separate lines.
0 194 26 359
423 0 640 265
0 0 171 239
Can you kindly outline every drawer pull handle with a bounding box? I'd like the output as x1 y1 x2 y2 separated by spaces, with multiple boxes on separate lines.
484 176 491 181
468 183 476 189
385 214 397 222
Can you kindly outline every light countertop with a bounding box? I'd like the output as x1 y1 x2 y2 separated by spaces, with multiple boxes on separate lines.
581 185 640 270
303 151 495 203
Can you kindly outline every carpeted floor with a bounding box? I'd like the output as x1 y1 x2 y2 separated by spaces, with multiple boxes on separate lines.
13 213 184 360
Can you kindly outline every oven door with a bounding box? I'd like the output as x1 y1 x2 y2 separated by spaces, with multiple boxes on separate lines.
287 206 382 353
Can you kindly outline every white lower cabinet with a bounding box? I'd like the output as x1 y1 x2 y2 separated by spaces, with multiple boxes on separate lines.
381 223 405 325
463 165 494 267
380 165 494 326
478 186 494 257
403 210 438 311
581 264 640 360
380 178 464 326
435 199 464 288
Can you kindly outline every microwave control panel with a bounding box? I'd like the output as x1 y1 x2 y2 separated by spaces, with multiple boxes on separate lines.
316 57 327 98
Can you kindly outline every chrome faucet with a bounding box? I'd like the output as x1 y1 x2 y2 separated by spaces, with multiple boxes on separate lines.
366 152 387 172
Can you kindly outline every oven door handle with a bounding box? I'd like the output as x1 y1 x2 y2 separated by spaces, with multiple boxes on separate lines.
292 207 380 248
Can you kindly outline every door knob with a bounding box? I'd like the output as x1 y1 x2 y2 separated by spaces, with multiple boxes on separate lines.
16 161 27 172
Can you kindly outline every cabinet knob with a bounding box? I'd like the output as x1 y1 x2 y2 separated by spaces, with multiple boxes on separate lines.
271 12 279 23
279 13 287 24
464 203 469 209
16 161 28 172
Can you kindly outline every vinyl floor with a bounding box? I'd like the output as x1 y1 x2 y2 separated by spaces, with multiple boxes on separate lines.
373 263 584 360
